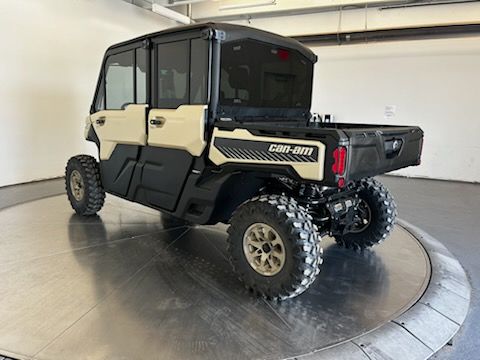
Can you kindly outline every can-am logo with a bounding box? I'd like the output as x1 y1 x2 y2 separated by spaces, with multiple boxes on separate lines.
268 144 314 156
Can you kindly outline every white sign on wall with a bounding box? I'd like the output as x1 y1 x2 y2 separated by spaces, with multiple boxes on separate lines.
384 105 397 121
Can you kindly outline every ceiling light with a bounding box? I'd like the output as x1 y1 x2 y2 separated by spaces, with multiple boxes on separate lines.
152 3 193 24
162 0 209 6
219 0 276 11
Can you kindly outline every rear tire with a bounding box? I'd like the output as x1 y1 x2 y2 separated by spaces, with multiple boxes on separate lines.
335 178 397 250
227 194 322 300
65 155 105 216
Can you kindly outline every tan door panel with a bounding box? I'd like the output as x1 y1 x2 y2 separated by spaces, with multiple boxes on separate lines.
148 105 207 156
90 104 148 160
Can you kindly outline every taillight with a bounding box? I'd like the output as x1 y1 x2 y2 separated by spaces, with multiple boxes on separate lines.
332 146 347 188
277 49 290 60
332 147 347 175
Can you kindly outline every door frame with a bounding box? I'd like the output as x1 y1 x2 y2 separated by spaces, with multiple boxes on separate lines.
150 30 212 112
90 40 152 116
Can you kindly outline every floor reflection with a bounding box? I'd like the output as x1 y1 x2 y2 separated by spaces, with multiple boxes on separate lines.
0 194 430 360
57 209 421 360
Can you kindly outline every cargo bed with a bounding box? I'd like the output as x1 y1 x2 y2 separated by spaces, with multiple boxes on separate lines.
214 120 424 186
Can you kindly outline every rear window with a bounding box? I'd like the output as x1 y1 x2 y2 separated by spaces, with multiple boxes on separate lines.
220 39 313 109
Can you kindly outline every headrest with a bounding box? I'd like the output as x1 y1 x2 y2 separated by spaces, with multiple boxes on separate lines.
228 66 249 90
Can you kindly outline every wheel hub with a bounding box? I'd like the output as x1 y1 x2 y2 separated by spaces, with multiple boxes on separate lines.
243 223 286 276
351 199 372 233
70 170 85 202
262 243 271 253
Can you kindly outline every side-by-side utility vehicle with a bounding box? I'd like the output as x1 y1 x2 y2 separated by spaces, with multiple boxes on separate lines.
66 23 423 300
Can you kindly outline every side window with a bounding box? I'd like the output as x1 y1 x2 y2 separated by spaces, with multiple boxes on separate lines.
105 51 134 110
190 39 208 104
157 40 189 108
136 48 147 104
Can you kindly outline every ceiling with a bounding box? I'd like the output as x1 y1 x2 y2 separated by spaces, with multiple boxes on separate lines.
123 0 478 21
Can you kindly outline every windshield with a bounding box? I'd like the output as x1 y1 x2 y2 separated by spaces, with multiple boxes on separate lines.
220 39 313 110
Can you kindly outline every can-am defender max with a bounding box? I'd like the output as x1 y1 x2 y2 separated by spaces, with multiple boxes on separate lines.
66 23 423 300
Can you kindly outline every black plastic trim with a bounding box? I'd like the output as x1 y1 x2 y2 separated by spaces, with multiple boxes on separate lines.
86 126 100 148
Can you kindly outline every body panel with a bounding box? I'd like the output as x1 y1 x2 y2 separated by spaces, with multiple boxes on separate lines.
209 128 326 181
90 104 147 160
99 144 139 197
148 105 208 156
130 147 193 212
96 144 193 212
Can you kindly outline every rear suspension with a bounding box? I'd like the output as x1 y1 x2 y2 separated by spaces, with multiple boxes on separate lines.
282 182 361 237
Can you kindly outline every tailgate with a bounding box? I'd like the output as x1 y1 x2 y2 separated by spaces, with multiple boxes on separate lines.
344 126 423 181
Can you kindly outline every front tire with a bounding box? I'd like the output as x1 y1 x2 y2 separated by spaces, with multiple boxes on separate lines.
335 178 397 250
65 155 105 216
227 195 322 300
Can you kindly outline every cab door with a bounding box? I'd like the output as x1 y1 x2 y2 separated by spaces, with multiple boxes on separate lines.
139 35 210 211
90 44 149 197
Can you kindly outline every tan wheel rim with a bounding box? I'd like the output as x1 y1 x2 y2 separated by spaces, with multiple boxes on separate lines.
70 170 85 202
243 223 286 276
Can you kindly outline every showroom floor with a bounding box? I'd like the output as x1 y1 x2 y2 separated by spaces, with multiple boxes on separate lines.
0 175 477 359
0 181 435 360
379 176 480 359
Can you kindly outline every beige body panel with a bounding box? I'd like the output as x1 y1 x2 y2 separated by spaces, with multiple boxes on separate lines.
84 116 92 139
147 105 208 156
209 128 326 181
90 104 148 160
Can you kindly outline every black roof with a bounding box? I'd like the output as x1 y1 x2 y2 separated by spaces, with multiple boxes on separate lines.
107 22 317 62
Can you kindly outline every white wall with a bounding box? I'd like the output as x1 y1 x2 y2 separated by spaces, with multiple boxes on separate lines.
0 0 174 187
1 1 478 186
225 5 480 183
310 37 480 182
193 0 480 31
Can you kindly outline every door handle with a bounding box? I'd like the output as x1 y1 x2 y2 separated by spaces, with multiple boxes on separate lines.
150 117 166 127
96 117 106 126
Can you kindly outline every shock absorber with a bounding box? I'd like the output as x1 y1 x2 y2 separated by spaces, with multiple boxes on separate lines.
299 184 322 220
298 184 333 236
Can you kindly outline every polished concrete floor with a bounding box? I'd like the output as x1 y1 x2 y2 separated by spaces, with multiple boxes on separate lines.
0 192 430 360
378 176 480 360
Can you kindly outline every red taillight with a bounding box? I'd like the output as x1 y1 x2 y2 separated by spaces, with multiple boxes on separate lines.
332 146 347 188
277 49 290 60
332 147 347 175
